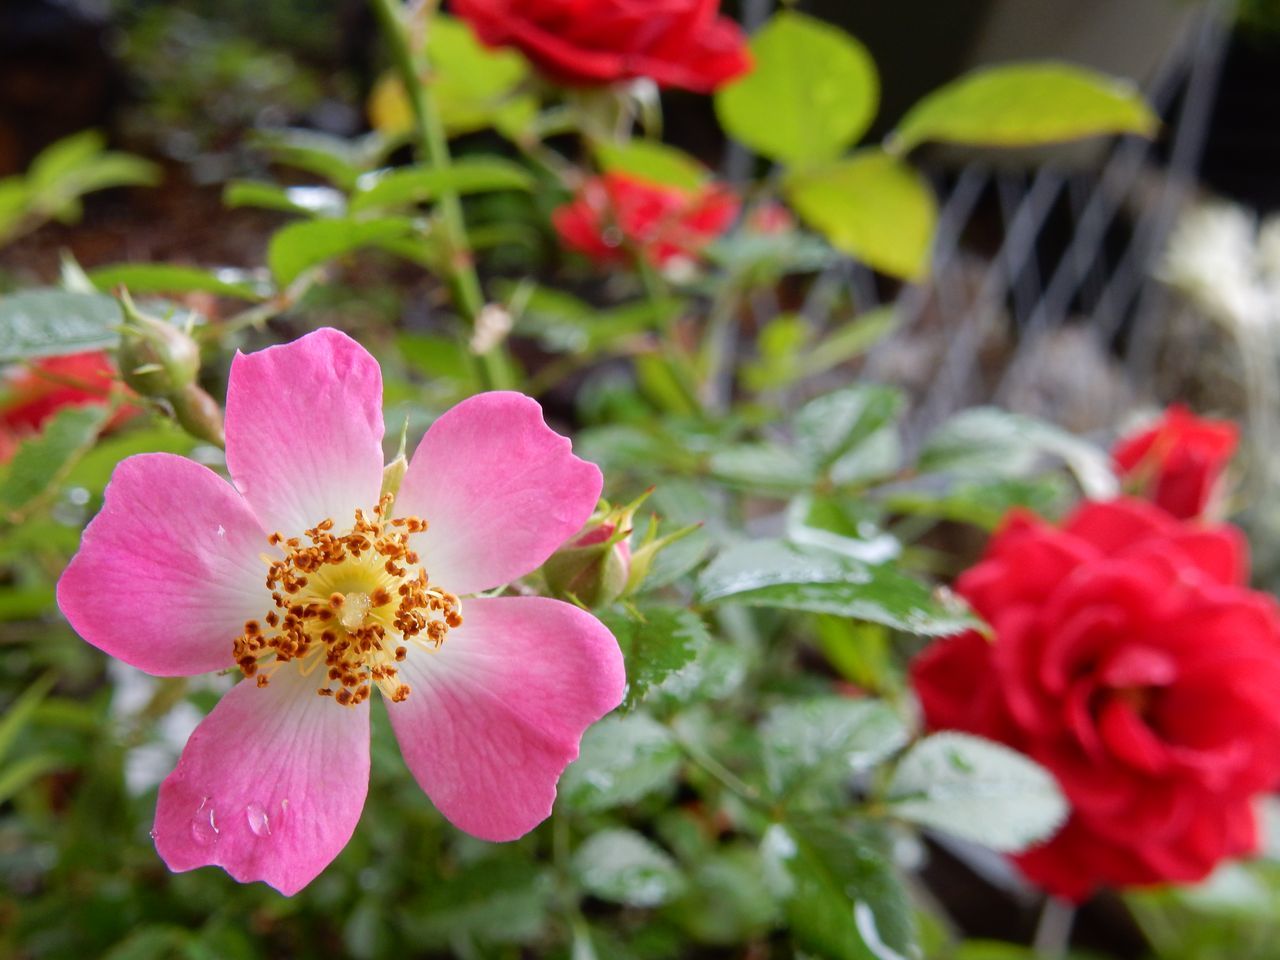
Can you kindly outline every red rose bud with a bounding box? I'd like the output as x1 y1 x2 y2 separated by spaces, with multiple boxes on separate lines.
116 290 201 400
1112 405 1239 520
452 0 752 93
910 499 1280 902
552 173 739 270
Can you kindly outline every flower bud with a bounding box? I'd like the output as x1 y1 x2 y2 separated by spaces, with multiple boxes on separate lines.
116 290 201 400
623 517 700 598
170 382 225 448
542 519 632 609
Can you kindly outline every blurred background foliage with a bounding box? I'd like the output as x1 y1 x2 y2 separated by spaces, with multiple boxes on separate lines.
3 1 1280 959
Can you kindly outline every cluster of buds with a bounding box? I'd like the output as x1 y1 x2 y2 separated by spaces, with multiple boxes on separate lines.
541 490 700 608
116 290 223 446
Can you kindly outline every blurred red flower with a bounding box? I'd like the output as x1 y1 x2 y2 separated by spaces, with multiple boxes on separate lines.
452 0 752 92
1113 405 1238 520
0 352 125 462
552 173 738 269
911 499 1280 901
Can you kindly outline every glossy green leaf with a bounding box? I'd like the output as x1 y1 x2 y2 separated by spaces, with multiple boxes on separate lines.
599 604 709 711
559 713 682 813
886 732 1068 852
0 290 122 361
762 822 914 960
917 406 1117 499
785 151 936 280
574 829 686 907
715 11 878 166
267 217 415 287
761 697 909 801
795 385 904 483
891 62 1157 153
708 443 816 494
697 539 977 636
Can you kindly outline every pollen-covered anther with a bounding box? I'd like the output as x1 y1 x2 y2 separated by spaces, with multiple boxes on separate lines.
231 493 460 706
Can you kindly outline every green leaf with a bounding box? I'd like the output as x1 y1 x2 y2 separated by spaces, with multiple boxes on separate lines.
795 385 904 483
0 753 62 805
398 856 551 946
574 829 686 907
351 159 533 214
88 263 267 301
785 150 937 280
917 406 1117 498
698 539 977 636
223 180 347 217
267 217 414 287
599 604 709 711
761 697 909 801
252 128 365 190
429 14 530 135
559 713 682 813
0 405 110 519
891 62 1157 153
708 443 817 494
762 822 914 960
881 475 1072 530
0 673 56 765
886 731 1068 852
594 141 708 191
715 11 878 166
0 289 122 360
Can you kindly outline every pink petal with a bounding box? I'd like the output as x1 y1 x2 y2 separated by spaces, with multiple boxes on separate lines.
57 453 268 676
385 596 624 841
224 328 385 537
395 393 602 595
153 666 370 896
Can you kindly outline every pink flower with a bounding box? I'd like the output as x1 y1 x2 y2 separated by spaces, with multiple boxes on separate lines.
57 328 625 895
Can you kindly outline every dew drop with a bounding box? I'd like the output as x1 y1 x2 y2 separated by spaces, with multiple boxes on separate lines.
246 801 271 837
148 829 157 840
190 798 220 845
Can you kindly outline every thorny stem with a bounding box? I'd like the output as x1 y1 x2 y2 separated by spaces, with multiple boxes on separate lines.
369 0 507 390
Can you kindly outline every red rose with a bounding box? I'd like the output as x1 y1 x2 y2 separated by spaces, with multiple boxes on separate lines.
1113 405 1238 520
451 0 752 92
0 352 128 462
552 173 738 268
911 499 1280 901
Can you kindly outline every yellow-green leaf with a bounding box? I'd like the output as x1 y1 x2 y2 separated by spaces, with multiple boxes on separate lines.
890 61 1157 153
784 150 936 280
715 11 878 167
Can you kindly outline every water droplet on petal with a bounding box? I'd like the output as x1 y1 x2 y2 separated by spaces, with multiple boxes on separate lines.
190 798 220 845
148 829 157 840
246 802 271 837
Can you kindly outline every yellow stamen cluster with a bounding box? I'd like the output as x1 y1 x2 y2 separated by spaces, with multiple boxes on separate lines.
233 493 461 706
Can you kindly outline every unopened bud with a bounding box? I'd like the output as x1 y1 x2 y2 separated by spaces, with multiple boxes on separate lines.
543 520 632 609
171 382 225 448
116 290 200 399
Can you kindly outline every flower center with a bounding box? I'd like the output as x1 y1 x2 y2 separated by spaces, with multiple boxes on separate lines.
233 493 461 706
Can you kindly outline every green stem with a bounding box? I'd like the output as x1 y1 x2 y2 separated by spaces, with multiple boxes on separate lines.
369 0 507 389
671 725 762 806
635 257 700 412
697 278 743 414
